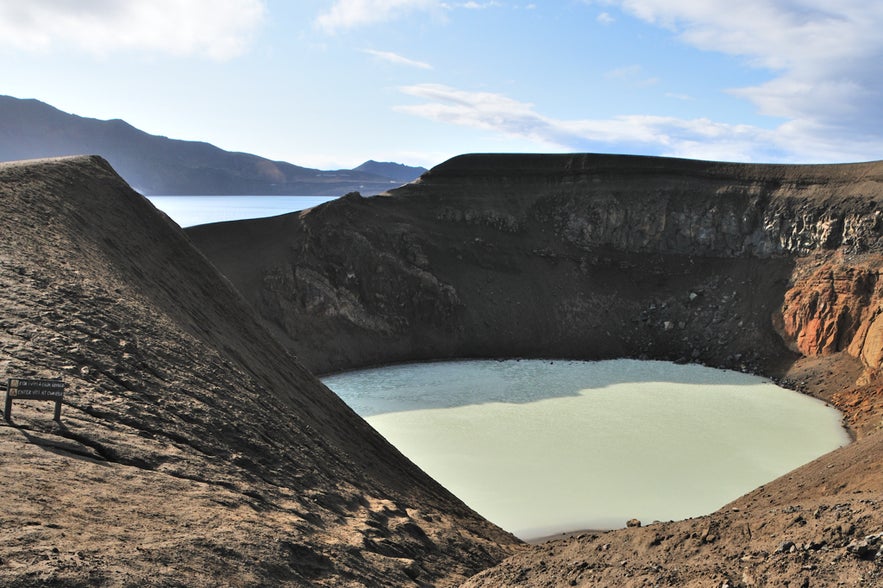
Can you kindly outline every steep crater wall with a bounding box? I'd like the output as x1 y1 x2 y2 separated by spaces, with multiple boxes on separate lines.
189 154 882 385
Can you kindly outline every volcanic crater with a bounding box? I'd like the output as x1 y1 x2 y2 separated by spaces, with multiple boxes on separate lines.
2 153 882 586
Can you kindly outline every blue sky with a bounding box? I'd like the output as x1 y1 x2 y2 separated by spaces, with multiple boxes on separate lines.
2 1 882 169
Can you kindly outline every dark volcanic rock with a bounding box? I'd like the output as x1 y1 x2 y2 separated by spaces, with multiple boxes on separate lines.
187 153 882 376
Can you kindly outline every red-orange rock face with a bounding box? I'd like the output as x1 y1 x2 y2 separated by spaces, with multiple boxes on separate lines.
779 254 883 369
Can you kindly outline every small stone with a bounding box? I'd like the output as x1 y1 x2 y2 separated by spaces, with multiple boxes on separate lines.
847 534 883 560
699 527 716 543
626 518 641 528
402 560 421 580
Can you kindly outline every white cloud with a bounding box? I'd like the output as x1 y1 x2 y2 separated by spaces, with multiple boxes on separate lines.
396 83 883 163
397 84 552 142
316 0 442 32
457 1 502 8
0 0 265 59
610 0 883 152
597 11 614 25
616 0 875 67
362 49 432 69
604 64 659 87
315 0 504 32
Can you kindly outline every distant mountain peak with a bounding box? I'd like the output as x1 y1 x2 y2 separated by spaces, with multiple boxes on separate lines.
353 160 428 184
0 94 426 196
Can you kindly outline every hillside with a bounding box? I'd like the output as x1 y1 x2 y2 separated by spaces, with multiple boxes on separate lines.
0 156 518 587
0 95 425 195
353 160 429 183
189 152 883 586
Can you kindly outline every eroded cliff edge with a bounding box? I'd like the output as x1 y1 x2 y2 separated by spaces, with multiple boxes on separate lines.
189 153 881 412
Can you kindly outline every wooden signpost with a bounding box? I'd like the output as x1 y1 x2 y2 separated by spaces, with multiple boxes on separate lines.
3 378 66 421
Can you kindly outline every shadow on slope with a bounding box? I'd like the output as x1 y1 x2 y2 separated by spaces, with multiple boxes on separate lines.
322 358 778 417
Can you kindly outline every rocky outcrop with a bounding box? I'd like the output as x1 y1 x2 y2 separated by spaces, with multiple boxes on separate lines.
188 153 882 376
781 255 883 369
777 254 882 369
420 154 882 256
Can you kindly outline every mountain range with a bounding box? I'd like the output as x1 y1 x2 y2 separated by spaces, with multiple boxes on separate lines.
0 95 426 195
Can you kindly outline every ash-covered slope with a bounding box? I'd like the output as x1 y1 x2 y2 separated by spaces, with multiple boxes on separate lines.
0 156 518 587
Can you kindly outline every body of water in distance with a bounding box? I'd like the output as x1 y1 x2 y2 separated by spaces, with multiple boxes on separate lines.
146 195 338 228
322 358 851 540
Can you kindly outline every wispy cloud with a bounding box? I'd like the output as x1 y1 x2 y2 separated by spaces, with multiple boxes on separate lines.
609 0 883 154
315 0 505 32
396 83 883 162
316 0 442 32
362 49 433 69
597 11 615 25
604 64 659 87
456 1 503 8
0 0 265 60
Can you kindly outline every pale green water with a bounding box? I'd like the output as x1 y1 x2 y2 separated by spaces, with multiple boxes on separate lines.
322 359 850 540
